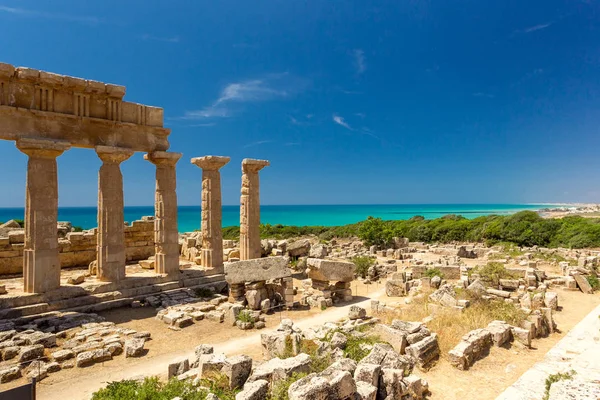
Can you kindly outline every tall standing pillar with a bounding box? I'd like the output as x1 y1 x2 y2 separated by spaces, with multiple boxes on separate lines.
191 156 231 272
144 151 182 276
16 138 70 293
240 158 270 260
96 146 133 282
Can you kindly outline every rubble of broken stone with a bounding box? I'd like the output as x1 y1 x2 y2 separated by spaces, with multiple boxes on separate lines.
0 312 150 384
167 307 434 400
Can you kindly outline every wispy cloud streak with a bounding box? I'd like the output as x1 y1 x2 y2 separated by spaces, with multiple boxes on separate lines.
140 34 180 43
524 22 552 33
243 140 273 148
333 114 353 130
184 74 306 119
353 49 366 74
0 5 101 24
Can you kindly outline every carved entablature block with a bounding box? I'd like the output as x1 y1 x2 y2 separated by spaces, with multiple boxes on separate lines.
0 62 164 127
0 62 170 152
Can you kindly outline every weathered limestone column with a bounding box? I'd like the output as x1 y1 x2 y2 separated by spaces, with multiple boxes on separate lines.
96 146 133 282
191 156 231 273
144 151 182 276
240 159 270 260
16 138 70 293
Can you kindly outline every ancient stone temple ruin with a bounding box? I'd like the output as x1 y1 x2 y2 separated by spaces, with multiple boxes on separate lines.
0 62 180 294
0 63 285 322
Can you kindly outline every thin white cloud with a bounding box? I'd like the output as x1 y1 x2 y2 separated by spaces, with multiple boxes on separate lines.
185 74 305 119
243 140 273 148
523 22 552 33
473 92 495 98
353 49 366 74
284 142 300 146
140 34 180 43
0 5 101 24
355 113 366 118
333 114 353 130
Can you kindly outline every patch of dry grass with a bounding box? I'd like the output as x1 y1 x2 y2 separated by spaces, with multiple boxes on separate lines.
380 290 528 356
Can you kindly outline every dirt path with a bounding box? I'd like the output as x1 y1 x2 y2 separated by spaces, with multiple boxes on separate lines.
36 287 385 400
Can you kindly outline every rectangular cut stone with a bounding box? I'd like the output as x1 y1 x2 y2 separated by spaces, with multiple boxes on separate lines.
306 258 356 282
572 273 594 294
224 257 290 284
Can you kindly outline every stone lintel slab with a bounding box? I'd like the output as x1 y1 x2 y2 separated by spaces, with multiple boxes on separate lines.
242 158 270 173
96 146 134 164
191 155 231 170
2 63 126 99
224 256 290 284
0 107 170 152
16 138 71 158
306 258 356 282
144 151 183 166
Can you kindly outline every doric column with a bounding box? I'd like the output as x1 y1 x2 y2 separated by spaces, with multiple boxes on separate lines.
240 159 269 260
144 151 182 276
191 156 230 272
96 146 133 282
16 138 70 293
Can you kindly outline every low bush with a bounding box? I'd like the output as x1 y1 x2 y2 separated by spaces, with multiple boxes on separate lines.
352 256 374 278
424 268 444 279
586 275 600 291
472 262 520 286
543 370 576 400
236 310 255 324
343 334 382 362
91 377 207 400
269 372 308 400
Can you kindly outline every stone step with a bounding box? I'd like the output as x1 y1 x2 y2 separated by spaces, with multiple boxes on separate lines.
0 274 226 320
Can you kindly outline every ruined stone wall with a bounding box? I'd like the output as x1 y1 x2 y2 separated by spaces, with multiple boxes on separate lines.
0 218 155 275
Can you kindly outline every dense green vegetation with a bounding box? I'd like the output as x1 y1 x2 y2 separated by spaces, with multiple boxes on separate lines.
221 211 600 249
91 377 210 400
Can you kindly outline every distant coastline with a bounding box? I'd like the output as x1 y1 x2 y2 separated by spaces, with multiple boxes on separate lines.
0 204 570 232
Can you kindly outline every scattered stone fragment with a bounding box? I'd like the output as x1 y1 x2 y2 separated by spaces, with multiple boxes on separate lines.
125 338 146 357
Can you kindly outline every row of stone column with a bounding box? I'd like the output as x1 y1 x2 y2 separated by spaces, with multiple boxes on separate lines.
16 138 182 294
191 157 269 271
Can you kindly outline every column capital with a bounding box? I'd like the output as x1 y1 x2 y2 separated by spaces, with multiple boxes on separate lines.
242 158 270 173
144 151 182 167
16 138 70 158
96 146 134 164
191 155 231 171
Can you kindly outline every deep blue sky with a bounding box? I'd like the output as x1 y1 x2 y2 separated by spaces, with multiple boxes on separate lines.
0 0 599 207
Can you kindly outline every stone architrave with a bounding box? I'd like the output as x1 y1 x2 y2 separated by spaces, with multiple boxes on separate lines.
145 151 183 275
16 138 70 293
191 156 231 273
96 146 134 282
240 159 269 260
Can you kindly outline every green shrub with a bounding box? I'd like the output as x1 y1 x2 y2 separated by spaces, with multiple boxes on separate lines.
472 262 519 286
424 268 444 279
269 372 308 400
236 310 255 324
358 216 394 247
343 334 382 362
352 256 374 278
543 370 576 400
586 275 600 291
91 377 208 400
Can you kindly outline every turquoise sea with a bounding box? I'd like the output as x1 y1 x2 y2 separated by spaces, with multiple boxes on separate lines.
0 204 557 233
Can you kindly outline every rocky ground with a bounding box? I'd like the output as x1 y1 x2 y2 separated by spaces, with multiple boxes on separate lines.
1 235 600 399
